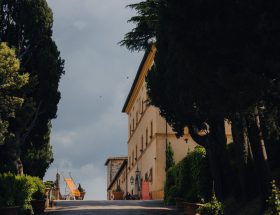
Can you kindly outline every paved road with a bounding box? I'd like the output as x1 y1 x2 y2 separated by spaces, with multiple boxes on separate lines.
45 200 177 215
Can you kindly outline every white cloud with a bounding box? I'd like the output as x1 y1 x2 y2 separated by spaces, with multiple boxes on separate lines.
52 131 78 146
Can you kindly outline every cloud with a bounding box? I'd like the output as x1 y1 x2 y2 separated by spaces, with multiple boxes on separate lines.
44 0 143 199
72 20 88 31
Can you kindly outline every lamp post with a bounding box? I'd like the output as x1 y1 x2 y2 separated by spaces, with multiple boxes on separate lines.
135 166 141 198
130 176 134 185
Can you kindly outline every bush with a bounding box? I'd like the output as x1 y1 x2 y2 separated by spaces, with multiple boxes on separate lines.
15 175 36 215
78 183 85 193
265 180 280 215
198 193 224 215
164 146 212 204
0 173 45 214
44 180 54 189
31 177 46 200
0 172 17 207
113 184 122 192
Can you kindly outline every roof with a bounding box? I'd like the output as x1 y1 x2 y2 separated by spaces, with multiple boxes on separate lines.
122 43 155 113
107 159 127 191
104 156 128 166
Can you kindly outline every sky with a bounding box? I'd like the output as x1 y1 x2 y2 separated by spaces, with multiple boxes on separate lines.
44 0 143 200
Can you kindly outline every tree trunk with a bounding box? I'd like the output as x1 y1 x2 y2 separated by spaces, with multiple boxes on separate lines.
246 106 271 207
14 131 24 175
208 117 233 200
231 112 257 201
14 156 24 175
189 117 232 200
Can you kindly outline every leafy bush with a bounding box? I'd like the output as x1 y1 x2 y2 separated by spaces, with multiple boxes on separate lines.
44 180 54 189
78 183 85 193
198 193 224 215
14 175 36 210
0 172 17 207
114 184 122 192
164 146 212 204
0 173 45 214
31 177 46 200
265 180 280 215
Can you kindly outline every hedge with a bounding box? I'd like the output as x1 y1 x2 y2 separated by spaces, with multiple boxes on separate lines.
0 173 45 215
164 146 212 204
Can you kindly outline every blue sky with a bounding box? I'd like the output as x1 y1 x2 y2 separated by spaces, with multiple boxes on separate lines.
45 0 143 200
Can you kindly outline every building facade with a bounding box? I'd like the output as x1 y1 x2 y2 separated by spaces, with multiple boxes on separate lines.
122 44 198 200
105 157 127 200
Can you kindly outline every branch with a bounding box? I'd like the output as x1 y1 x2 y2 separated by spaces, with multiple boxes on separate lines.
188 125 208 148
18 44 31 61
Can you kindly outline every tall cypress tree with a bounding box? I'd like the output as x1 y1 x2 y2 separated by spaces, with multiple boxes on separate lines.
0 0 64 176
121 0 280 208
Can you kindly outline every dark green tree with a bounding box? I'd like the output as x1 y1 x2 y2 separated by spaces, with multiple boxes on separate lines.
22 122 53 178
119 0 161 52
165 142 175 171
0 43 29 173
145 0 280 206
0 0 64 176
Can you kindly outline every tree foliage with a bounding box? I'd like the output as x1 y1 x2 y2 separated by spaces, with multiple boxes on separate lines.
0 0 64 176
119 0 161 52
123 0 280 210
0 43 29 145
265 180 280 215
164 146 212 204
166 142 175 171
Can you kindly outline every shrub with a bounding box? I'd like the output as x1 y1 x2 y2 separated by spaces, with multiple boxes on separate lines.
0 173 45 214
14 175 36 208
0 172 17 207
114 184 122 192
164 146 212 204
31 177 46 200
265 180 280 215
78 183 85 193
198 193 224 215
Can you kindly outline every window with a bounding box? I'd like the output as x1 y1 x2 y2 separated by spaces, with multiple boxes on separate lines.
136 145 138 160
136 112 138 124
130 125 132 137
141 100 144 113
132 152 134 166
141 136 143 152
133 119 135 130
149 168 153 183
146 128 148 146
150 121 153 139
138 98 141 113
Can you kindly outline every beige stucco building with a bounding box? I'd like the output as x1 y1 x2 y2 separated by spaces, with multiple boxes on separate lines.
122 44 198 200
105 43 232 201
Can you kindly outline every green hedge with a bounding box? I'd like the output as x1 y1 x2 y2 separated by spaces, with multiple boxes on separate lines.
164 146 212 204
0 173 45 215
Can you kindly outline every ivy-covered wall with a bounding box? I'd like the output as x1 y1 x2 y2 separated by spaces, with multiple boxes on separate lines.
164 146 212 204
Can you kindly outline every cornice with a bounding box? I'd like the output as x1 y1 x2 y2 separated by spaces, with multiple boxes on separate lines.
122 43 157 114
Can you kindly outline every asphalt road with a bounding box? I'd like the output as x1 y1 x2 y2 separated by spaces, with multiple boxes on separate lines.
45 200 177 215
